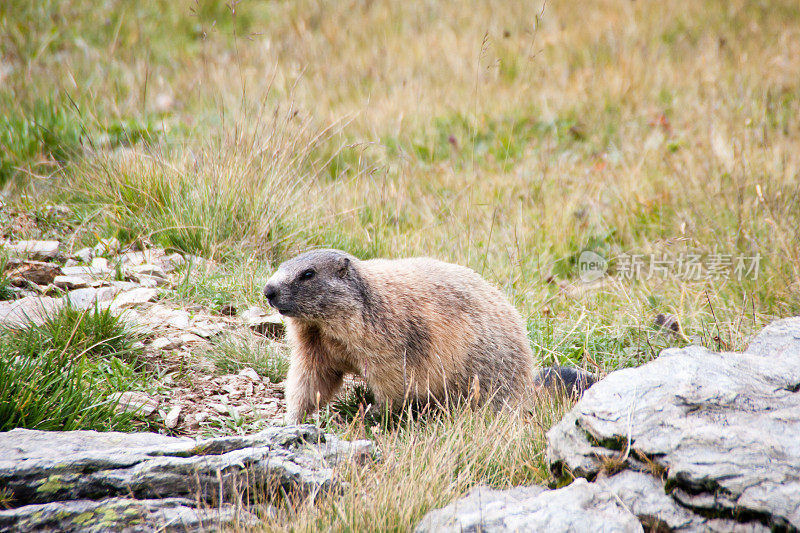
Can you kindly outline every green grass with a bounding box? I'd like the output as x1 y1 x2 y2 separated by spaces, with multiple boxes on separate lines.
204 333 289 384
0 304 147 431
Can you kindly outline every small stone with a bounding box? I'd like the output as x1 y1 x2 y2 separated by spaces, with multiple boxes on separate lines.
131 263 167 279
189 322 225 338
133 273 167 287
63 286 121 310
238 367 262 383
6 261 62 286
209 403 230 415
220 303 237 316
3 240 60 260
73 247 94 263
91 257 109 271
111 391 159 416
61 265 110 277
93 237 120 257
167 312 190 329
53 276 89 290
241 306 267 321
109 287 158 310
151 337 179 350
164 405 182 429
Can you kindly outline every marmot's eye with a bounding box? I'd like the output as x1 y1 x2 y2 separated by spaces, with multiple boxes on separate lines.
300 269 316 280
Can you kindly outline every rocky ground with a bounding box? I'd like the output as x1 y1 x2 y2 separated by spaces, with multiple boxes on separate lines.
1 230 292 436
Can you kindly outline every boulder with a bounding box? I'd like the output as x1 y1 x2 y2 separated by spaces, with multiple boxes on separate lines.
417 318 800 532
546 320 800 530
415 479 642 533
0 426 372 532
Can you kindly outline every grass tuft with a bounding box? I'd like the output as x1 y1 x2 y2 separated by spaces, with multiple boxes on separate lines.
0 304 147 431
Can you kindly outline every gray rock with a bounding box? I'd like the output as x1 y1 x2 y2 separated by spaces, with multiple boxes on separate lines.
415 479 642 533
130 263 167 279
61 266 111 277
63 287 121 310
151 336 180 350
73 247 94 264
0 497 258 533
110 391 160 416
3 240 60 260
546 326 800 529
53 276 89 290
747 316 800 359
90 257 109 271
164 405 182 429
0 296 63 327
109 287 159 310
598 470 768 532
0 426 372 531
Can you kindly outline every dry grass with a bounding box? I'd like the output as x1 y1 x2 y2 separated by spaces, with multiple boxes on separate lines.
3 0 800 530
263 395 572 532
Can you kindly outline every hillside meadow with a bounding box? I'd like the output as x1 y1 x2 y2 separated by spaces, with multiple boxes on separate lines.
1 0 799 530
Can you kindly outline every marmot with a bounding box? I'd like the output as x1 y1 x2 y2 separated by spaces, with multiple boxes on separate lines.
263 249 593 423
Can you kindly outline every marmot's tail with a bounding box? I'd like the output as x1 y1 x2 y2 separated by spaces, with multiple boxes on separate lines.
533 366 596 398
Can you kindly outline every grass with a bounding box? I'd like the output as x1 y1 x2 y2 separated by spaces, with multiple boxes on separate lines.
266 397 573 531
205 332 290 384
0 304 148 431
2 0 800 529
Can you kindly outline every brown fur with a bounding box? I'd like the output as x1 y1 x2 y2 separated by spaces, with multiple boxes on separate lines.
263 249 535 423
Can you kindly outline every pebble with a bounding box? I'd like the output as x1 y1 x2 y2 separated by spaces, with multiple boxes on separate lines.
164 405 182 429
111 391 159 416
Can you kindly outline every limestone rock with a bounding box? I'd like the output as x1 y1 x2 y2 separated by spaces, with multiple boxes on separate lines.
415 479 642 533
164 405 182 429
0 497 258 533
0 296 63 327
546 326 800 529
0 426 371 532
53 276 89 290
111 391 159 416
3 240 60 260
109 287 159 310
63 287 121 310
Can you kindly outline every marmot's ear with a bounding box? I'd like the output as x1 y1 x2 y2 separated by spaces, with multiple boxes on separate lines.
337 257 350 278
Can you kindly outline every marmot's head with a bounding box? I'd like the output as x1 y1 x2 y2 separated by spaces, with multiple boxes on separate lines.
263 249 364 319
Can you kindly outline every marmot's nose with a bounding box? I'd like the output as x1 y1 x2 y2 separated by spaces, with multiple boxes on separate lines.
263 283 279 304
